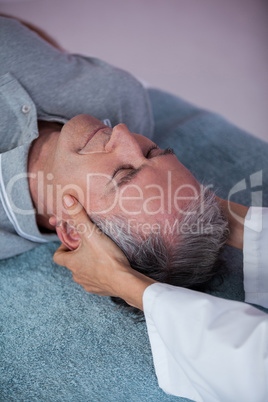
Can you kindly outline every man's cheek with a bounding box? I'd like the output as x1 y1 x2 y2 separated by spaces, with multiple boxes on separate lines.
85 174 119 214
117 184 144 216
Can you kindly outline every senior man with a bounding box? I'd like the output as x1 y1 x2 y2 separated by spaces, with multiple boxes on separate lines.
0 16 229 297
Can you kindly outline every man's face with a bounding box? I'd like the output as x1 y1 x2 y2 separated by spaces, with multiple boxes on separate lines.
43 114 200 237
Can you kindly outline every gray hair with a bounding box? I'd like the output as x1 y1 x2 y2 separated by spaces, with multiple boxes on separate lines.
92 189 229 311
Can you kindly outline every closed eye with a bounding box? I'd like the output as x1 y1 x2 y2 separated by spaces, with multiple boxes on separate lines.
146 145 159 158
111 145 159 181
147 146 175 158
110 146 175 187
111 164 135 180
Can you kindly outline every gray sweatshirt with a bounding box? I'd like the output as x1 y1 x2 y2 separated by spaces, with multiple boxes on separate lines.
0 17 154 259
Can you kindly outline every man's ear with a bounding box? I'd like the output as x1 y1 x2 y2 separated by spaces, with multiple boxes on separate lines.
55 220 81 251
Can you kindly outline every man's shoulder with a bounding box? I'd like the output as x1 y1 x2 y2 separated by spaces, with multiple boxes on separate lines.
0 15 25 37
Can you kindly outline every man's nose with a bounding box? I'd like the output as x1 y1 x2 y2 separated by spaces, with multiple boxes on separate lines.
105 123 142 156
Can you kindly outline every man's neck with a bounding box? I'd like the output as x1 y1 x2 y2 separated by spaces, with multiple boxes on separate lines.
28 120 62 232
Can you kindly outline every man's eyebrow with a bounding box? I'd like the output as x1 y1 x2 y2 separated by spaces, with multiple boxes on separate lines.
106 147 175 193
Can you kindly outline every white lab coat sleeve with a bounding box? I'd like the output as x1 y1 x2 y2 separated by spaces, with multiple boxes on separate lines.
143 206 268 402
244 207 268 308
143 283 268 402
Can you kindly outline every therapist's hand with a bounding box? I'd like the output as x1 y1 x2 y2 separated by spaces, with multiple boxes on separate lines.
53 195 156 310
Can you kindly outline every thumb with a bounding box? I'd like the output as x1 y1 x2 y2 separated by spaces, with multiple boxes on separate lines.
53 242 70 266
62 194 99 239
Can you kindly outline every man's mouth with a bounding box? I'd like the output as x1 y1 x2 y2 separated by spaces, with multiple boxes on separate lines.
82 126 107 150
78 126 112 154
